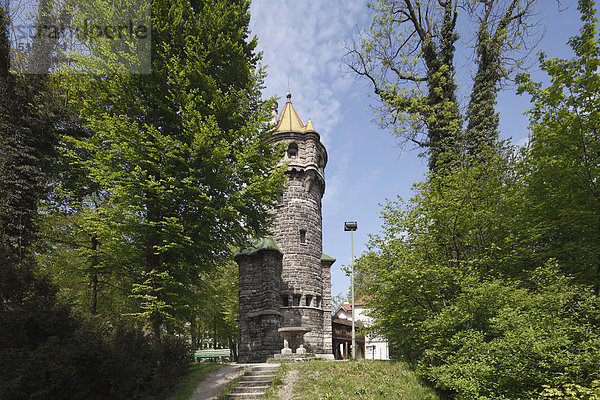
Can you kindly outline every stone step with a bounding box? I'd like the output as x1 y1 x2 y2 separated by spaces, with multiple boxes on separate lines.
240 375 274 382
226 393 265 399
245 370 277 376
224 365 279 399
252 364 279 369
231 386 270 394
237 380 273 387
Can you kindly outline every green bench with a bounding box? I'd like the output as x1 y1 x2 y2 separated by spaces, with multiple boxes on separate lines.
193 348 231 362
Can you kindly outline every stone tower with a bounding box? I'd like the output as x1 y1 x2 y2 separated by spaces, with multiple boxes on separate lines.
236 93 335 362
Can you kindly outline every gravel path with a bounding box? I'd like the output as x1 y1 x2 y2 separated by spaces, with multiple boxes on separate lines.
189 364 246 400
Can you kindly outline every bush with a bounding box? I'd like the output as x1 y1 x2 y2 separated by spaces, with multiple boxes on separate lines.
0 271 192 400
105 325 192 399
419 264 600 399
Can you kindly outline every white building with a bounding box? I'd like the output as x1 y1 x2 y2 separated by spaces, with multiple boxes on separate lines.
333 300 390 360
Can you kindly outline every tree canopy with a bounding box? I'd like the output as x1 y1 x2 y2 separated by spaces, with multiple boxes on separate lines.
40 0 286 338
346 0 539 170
355 1 600 398
1 0 286 397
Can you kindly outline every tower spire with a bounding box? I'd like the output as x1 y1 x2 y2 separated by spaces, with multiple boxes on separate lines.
276 92 305 132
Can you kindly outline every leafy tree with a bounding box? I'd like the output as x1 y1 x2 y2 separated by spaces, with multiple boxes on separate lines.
358 141 600 399
356 146 522 360
1 3 194 398
57 0 286 337
356 2 600 398
188 260 239 356
346 0 538 170
347 251 377 303
463 0 534 157
517 0 600 291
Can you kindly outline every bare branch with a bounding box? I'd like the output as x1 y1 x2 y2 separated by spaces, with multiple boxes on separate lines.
404 0 428 40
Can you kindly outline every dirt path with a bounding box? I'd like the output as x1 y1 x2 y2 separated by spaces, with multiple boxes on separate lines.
189 364 246 400
275 369 299 400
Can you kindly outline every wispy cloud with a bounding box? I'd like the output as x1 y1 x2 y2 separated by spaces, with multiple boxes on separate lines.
249 0 370 145
322 139 352 208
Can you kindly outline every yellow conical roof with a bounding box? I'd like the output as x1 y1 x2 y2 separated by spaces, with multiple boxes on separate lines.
304 119 315 132
275 92 316 133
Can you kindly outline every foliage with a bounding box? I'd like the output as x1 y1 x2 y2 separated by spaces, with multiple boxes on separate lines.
40 0 285 338
356 2 600 398
359 145 600 399
2 1 282 399
331 292 348 312
539 381 600 400
0 312 192 400
357 146 523 360
516 0 600 291
101 323 192 399
188 259 240 354
421 263 600 399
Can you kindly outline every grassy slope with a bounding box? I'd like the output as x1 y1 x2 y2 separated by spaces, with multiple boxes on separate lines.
166 362 224 400
268 360 439 400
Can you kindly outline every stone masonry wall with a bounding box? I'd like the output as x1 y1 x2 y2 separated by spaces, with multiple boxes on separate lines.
237 126 334 359
321 261 333 354
237 249 283 362
270 132 328 353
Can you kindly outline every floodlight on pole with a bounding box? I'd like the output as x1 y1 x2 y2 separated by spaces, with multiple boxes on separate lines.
344 221 357 360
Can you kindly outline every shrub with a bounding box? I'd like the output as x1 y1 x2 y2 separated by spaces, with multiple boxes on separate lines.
420 265 600 399
0 272 192 400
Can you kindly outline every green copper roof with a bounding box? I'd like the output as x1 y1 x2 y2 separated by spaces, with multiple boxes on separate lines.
257 236 280 251
237 236 282 256
321 252 336 262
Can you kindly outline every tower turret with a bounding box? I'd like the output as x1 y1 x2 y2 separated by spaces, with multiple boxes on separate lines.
265 92 332 355
236 93 334 362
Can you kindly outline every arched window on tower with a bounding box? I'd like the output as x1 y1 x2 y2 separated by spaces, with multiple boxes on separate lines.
287 143 298 159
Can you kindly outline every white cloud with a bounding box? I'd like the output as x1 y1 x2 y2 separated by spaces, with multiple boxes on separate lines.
249 0 371 145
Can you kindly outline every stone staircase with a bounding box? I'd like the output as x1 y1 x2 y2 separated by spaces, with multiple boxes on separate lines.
226 364 279 399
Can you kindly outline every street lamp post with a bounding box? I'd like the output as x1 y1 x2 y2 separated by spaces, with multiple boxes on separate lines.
344 221 358 360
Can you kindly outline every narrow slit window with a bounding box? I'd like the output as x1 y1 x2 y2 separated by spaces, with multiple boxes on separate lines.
305 295 313 307
300 230 306 244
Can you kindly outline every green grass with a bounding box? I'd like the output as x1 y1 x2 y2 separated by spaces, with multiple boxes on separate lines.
166 362 224 400
216 369 247 400
277 360 439 400
263 363 289 399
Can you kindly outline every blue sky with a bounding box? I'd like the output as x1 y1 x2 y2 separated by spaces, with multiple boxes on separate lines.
249 0 595 300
